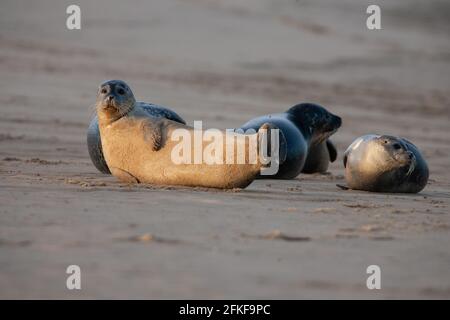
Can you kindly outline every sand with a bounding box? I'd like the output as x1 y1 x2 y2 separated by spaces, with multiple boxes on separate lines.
0 0 449 299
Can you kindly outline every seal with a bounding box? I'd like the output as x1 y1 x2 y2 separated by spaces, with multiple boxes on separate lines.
238 103 342 179
87 84 186 174
94 80 286 189
341 134 429 193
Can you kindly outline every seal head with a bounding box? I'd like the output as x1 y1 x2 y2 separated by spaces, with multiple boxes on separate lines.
96 80 136 123
343 134 429 193
286 103 342 146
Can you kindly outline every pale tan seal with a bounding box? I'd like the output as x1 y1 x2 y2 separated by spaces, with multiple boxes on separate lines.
95 80 285 189
341 134 429 193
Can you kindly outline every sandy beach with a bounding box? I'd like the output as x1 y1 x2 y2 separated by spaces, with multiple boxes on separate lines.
0 0 449 298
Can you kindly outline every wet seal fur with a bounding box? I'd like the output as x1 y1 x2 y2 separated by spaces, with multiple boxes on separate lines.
94 80 286 189
238 103 342 179
342 134 429 193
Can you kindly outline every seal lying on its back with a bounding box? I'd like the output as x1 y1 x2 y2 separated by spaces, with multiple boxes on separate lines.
87 89 186 174
342 134 429 193
95 80 285 189
238 103 342 179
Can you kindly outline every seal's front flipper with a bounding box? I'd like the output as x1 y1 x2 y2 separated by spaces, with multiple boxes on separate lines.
142 120 163 151
326 139 338 163
336 184 350 190
110 167 140 184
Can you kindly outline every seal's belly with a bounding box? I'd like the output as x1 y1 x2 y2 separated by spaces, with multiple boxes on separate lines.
100 117 261 188
101 119 165 180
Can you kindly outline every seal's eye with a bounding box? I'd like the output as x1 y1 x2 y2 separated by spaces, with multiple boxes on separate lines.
101 88 107 94
393 143 401 150
117 88 125 95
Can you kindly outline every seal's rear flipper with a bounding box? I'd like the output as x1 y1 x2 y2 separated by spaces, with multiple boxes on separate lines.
258 123 287 165
336 184 350 190
326 139 338 162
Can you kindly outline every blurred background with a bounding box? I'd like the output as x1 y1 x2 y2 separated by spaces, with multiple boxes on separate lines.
1 0 449 166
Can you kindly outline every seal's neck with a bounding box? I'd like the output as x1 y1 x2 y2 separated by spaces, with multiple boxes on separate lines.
287 113 314 145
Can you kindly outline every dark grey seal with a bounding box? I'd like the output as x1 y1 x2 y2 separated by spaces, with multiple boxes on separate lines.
238 103 342 179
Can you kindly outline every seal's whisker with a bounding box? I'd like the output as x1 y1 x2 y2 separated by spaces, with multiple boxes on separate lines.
406 157 416 176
